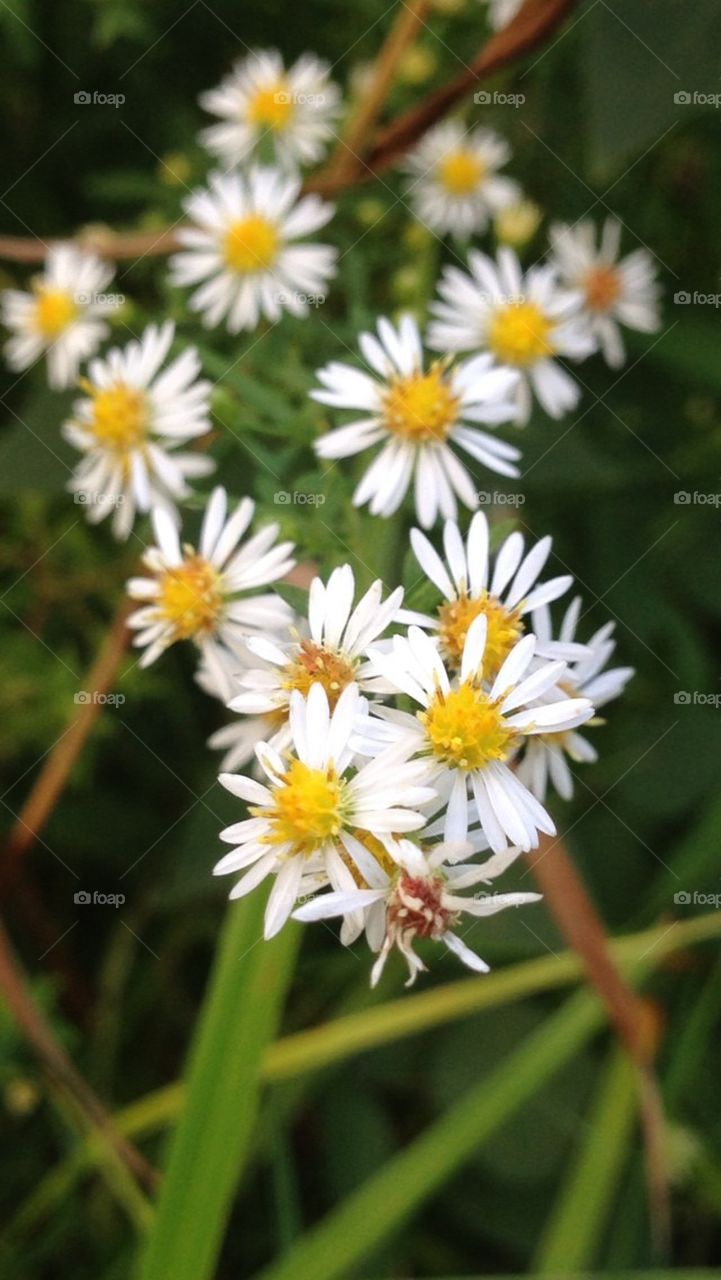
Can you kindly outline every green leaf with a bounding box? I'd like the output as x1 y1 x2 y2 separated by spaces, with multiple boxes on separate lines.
136 895 300 1280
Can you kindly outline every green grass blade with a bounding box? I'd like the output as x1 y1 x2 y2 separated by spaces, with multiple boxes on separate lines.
136 895 299 1280
533 1044 638 1271
252 989 604 1280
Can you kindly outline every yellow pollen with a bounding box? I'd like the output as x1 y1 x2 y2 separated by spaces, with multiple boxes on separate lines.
157 555 223 641
281 641 356 709
420 681 517 771
256 759 345 855
223 215 280 274
246 81 294 131
82 381 148 453
438 590 523 676
382 364 459 442
583 264 621 313
437 150 485 196
32 286 78 339
487 300 554 366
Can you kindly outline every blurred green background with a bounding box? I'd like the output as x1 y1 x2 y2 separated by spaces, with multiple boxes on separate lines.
2 0 721 1276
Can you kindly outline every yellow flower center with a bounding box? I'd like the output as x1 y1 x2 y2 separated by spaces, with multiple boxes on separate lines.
223 215 280 274
438 590 523 676
583 264 621 313
437 150 485 196
382 365 459 442
257 759 346 855
157 555 223 641
487 300 554 367
282 641 356 710
420 681 517 771
82 381 148 453
246 81 295 132
32 286 78 339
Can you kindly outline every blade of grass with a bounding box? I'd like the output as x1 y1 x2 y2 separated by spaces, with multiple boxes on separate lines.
252 988 604 1280
533 1044 638 1271
9 909 721 1250
136 894 300 1280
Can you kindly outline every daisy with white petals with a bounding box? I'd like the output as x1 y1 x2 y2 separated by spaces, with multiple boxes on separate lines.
294 837 541 986
312 314 521 529
518 596 634 801
404 121 519 239
64 322 214 539
199 49 341 171
428 247 594 424
127 486 295 674
227 564 404 764
403 511 587 678
2 244 115 390
363 616 594 852
549 218 661 368
214 684 437 939
169 168 336 332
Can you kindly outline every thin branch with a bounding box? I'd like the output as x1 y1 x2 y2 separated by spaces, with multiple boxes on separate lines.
527 833 670 1249
0 915 157 1192
0 0 579 262
322 0 431 187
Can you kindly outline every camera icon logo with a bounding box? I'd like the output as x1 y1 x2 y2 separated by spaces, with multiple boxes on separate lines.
474 90 491 105
673 890 692 904
274 491 291 504
673 690 691 704
74 890 92 904
74 690 91 704
673 491 691 504
673 291 692 304
74 91 92 104
673 91 692 105
273 90 292 104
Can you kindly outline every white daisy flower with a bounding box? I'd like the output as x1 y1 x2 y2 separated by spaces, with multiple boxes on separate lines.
312 314 521 529
404 121 520 239
549 218 661 368
362 616 594 852
214 683 438 939
1 244 115 390
294 837 540 986
518 596 634 801
169 168 336 333
427 247 595 424
126 486 295 673
63 321 214 540
402 511 587 677
483 0 524 31
199 49 341 171
226 564 404 765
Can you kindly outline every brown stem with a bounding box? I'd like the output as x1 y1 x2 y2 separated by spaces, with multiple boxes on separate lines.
0 915 157 1190
2 595 135 890
527 834 669 1248
0 0 579 261
323 0 431 186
